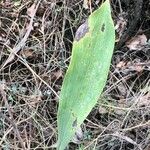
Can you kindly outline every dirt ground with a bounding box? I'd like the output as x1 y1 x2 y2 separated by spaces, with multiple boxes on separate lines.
0 0 150 149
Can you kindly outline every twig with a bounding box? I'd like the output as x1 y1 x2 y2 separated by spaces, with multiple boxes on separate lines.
112 132 142 150
1 43 60 98
1 0 41 69
0 85 26 150
120 120 150 131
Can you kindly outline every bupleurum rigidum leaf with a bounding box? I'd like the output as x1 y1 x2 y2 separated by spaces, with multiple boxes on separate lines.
57 0 115 149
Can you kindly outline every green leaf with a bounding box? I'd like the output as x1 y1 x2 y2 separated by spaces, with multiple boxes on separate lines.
57 0 115 149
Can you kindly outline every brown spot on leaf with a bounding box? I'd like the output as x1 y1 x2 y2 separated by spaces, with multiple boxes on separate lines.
72 118 77 128
75 20 89 41
101 23 105 32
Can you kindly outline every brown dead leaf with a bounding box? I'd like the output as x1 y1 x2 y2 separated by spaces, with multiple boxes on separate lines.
1 0 12 8
117 82 127 96
114 109 126 115
83 0 92 12
20 49 34 58
99 105 108 114
83 0 89 9
52 70 63 80
134 65 143 73
113 99 127 116
127 61 144 73
116 61 126 68
27 3 36 18
126 34 147 50
117 60 145 74
115 14 127 42
29 91 42 107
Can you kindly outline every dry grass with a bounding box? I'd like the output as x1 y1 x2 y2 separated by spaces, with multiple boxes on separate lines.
0 0 150 149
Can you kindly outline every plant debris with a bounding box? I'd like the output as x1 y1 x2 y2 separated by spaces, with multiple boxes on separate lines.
0 0 150 149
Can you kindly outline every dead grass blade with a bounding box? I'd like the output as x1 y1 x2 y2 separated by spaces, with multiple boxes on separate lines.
0 85 26 150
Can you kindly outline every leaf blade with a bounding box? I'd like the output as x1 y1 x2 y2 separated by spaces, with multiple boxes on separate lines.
57 1 115 149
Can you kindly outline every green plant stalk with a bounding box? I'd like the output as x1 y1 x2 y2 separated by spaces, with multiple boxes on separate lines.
57 0 115 149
